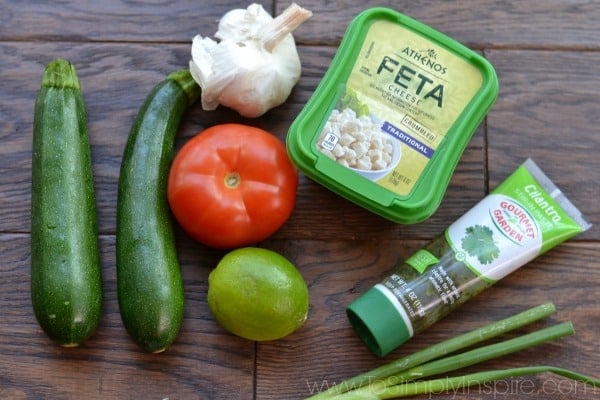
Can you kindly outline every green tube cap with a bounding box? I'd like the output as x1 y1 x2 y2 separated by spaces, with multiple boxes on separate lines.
346 285 412 357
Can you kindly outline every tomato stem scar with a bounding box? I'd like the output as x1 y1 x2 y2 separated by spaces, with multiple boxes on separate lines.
225 172 241 188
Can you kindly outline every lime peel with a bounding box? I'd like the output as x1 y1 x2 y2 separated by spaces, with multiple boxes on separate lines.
208 247 309 341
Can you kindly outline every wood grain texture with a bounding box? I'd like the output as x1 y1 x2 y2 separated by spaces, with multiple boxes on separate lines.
486 49 600 239
0 234 255 400
2 1 598 49
0 0 598 399
290 0 600 48
0 0 246 42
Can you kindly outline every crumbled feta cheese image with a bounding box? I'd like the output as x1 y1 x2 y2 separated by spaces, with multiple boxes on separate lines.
318 108 400 176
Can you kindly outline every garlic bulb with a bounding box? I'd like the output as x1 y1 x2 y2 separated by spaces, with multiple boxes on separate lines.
189 3 312 118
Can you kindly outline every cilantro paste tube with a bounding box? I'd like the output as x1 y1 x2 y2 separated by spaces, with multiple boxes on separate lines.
347 159 591 357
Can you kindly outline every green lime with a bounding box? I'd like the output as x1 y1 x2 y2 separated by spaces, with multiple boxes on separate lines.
207 247 309 341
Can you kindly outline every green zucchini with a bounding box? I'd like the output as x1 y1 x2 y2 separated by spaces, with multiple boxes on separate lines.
116 70 200 353
31 58 102 347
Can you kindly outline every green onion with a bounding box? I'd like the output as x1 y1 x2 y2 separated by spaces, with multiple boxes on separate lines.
336 322 574 398
306 302 556 399
383 322 574 385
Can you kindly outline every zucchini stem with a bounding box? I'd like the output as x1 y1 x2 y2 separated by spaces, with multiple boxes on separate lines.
41 58 80 89
168 69 201 105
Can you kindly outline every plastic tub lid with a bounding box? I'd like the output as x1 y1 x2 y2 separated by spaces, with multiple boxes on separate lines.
287 8 498 224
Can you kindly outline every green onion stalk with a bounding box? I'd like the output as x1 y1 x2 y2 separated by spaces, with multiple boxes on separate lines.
306 303 599 399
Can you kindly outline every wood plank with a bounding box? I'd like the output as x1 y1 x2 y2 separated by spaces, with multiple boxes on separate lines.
486 49 600 239
0 234 254 399
0 41 194 234
6 47 592 242
255 239 600 399
0 42 486 239
0 0 251 42
289 0 600 49
1 1 598 49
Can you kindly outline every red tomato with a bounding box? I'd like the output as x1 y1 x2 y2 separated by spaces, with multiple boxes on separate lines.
167 124 298 249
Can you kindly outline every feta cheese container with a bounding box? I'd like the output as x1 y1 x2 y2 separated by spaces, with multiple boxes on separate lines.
286 8 499 223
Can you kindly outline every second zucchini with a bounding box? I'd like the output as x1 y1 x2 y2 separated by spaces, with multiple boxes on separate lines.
116 70 200 353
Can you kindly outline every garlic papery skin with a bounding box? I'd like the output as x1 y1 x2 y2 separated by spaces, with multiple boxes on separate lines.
189 3 312 118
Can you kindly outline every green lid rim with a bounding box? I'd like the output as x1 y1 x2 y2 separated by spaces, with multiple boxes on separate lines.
346 284 413 357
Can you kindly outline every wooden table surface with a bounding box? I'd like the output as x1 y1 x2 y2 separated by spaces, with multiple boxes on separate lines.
1 1 598 399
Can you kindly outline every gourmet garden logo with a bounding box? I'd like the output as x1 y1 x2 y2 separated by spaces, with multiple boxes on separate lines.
400 47 448 75
490 199 539 245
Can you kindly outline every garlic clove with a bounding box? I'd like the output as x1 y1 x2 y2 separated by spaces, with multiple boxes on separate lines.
215 4 272 43
189 36 236 111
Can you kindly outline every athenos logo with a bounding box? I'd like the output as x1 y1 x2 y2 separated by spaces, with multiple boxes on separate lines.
490 199 538 245
400 47 448 75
